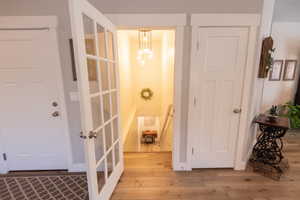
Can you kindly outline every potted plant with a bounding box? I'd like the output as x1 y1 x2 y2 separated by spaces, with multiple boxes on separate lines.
267 105 279 122
283 102 300 129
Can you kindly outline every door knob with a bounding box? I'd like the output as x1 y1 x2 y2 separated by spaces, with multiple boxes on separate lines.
233 108 242 114
52 111 60 117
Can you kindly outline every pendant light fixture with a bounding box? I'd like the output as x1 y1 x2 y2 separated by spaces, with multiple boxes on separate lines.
137 29 153 65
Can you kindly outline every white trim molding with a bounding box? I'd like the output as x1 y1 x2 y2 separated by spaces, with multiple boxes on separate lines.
0 16 58 29
187 14 261 171
107 13 186 171
68 163 87 172
106 14 187 27
191 14 261 27
238 0 277 170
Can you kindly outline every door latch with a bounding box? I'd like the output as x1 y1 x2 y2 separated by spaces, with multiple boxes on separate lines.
80 131 97 139
80 131 87 139
88 131 97 139
233 108 242 114
52 111 60 117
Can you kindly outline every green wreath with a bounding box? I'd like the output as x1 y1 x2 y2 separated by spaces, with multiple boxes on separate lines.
140 88 153 101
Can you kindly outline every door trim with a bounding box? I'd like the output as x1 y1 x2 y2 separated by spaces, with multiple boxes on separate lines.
187 14 260 171
106 13 187 171
0 16 73 174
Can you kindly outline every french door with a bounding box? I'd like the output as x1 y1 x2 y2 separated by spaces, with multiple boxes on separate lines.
69 0 123 199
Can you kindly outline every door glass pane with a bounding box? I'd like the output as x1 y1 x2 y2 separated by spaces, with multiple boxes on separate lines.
96 160 106 193
114 142 120 166
100 61 109 91
82 14 96 55
111 92 117 117
97 24 106 58
94 129 105 163
109 62 116 89
112 118 119 142
107 31 115 60
87 59 99 94
107 150 114 178
104 123 112 151
103 94 111 122
91 96 102 129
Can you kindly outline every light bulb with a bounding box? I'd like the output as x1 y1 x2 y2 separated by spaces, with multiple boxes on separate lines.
144 48 151 53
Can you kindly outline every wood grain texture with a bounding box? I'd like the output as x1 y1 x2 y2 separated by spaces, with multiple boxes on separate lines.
112 132 300 200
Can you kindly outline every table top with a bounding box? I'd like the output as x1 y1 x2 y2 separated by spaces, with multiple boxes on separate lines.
254 114 290 129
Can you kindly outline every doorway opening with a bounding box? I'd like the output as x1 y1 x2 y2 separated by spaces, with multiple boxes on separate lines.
117 29 175 154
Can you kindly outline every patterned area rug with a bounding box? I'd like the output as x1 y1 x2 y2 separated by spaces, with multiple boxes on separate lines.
0 175 88 200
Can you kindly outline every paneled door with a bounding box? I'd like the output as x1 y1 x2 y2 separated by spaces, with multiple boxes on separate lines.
69 0 123 199
0 29 68 171
190 27 249 168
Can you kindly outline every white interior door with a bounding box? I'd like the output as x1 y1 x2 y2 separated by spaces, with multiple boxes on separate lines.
190 27 249 168
0 30 68 171
69 0 123 199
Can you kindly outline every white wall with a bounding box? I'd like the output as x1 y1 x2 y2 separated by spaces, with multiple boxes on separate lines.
133 39 163 116
117 31 137 143
273 0 300 22
160 31 175 146
89 0 262 13
261 22 300 111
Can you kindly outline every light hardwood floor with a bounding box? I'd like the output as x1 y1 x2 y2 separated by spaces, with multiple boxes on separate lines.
111 132 300 200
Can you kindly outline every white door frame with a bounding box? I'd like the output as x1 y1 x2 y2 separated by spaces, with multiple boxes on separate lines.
106 14 186 171
187 14 261 170
0 16 73 174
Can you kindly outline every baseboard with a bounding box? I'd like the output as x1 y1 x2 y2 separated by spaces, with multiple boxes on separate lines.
173 162 192 171
0 160 8 174
234 161 247 170
0 168 8 174
122 108 136 145
68 163 86 172
234 139 256 171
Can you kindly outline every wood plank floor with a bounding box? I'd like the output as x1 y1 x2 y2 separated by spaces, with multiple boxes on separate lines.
111 133 300 200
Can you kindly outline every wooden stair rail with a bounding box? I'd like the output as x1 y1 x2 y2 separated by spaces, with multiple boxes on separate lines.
160 104 174 144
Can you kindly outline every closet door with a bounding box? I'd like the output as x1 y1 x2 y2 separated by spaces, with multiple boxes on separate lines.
190 27 249 168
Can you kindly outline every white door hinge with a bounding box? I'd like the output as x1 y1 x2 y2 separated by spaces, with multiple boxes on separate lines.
192 148 194 155
3 153 7 161
193 97 197 106
196 41 200 51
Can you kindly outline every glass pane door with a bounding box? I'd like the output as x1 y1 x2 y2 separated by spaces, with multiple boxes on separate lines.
69 0 123 200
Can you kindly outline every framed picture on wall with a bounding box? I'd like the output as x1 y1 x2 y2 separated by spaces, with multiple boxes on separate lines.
283 60 298 81
269 60 283 81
